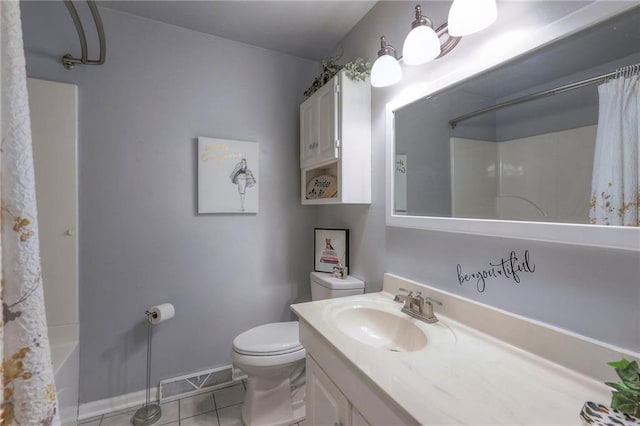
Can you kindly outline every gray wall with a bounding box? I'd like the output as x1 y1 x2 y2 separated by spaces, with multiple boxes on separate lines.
320 1 640 351
21 2 317 402
395 90 497 216
394 99 451 217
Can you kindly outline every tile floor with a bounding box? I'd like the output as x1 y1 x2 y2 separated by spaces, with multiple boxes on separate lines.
77 382 306 426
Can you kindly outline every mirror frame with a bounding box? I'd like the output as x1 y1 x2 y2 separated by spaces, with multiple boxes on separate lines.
385 1 640 251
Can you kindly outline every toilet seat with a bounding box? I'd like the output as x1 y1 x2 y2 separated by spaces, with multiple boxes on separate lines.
233 346 306 368
232 322 306 368
233 322 303 356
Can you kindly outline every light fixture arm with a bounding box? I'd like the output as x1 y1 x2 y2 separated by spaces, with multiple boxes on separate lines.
408 4 461 60
378 36 398 58
411 5 433 30
435 22 461 59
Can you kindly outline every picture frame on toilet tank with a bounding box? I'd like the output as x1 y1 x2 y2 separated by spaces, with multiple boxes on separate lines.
314 228 349 273
198 137 259 214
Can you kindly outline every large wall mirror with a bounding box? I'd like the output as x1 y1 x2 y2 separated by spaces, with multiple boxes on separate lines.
386 3 640 250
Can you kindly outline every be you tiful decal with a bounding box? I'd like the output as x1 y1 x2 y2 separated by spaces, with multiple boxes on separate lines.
457 250 535 293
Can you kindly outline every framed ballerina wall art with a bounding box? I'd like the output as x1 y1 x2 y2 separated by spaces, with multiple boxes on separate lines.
314 228 349 273
198 137 259 214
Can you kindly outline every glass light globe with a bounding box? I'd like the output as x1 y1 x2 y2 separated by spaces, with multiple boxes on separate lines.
448 0 497 37
370 54 402 88
402 25 440 66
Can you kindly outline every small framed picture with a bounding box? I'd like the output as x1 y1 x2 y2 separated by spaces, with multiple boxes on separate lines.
314 228 349 273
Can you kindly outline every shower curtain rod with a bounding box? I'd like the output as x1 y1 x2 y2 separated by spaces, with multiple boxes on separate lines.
62 0 106 69
449 63 640 129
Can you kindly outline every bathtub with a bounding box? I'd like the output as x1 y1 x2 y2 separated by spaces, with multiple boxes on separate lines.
49 324 79 425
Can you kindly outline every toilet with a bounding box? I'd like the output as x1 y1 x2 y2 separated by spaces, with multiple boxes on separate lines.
232 272 365 426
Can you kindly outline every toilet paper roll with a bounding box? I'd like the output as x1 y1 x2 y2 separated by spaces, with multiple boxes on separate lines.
148 303 175 324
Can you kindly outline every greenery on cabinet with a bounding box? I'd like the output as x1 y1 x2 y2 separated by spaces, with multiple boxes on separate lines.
304 55 371 98
606 358 640 417
342 58 370 82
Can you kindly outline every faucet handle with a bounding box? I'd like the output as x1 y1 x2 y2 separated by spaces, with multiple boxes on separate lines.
424 296 442 306
398 287 414 296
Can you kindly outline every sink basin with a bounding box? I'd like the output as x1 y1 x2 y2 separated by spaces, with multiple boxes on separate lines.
322 296 457 353
333 306 428 352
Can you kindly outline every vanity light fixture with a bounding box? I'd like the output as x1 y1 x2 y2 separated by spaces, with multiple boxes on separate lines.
371 36 403 88
402 5 441 66
370 1 497 88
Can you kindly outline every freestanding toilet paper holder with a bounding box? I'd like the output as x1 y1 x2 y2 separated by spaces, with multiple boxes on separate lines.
132 310 162 426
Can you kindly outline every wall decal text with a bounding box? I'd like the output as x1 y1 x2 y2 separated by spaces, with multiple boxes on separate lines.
456 250 535 293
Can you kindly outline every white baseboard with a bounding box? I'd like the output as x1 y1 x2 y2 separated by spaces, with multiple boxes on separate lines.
78 365 245 420
77 388 148 421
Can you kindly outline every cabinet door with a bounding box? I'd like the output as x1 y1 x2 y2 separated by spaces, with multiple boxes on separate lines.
307 356 350 426
315 79 338 164
300 98 317 167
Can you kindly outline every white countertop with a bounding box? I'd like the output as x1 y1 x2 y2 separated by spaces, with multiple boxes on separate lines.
292 290 610 425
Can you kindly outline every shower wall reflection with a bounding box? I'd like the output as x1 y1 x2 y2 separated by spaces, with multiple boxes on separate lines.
451 126 596 223
393 7 640 225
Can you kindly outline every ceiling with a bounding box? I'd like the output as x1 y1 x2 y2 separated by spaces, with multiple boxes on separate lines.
99 1 377 61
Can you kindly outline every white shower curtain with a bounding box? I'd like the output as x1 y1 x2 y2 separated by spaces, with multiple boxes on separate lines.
590 72 640 226
0 1 59 425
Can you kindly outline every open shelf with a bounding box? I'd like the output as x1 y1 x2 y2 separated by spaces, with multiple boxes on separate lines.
302 161 339 204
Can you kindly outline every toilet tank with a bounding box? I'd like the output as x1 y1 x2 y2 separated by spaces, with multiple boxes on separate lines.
310 272 365 301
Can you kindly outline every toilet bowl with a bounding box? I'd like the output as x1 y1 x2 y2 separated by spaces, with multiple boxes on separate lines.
232 272 365 426
232 322 306 426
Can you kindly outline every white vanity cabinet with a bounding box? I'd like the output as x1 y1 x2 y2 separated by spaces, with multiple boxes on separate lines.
306 356 351 426
306 356 370 426
300 320 414 426
300 71 371 204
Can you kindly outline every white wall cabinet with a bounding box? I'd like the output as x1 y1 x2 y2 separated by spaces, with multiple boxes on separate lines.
300 80 337 167
300 71 371 204
306 356 370 426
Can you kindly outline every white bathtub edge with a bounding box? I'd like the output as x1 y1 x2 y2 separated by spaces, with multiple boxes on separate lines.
49 324 79 425
49 324 79 375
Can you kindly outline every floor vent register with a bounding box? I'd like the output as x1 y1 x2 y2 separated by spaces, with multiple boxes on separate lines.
159 365 245 401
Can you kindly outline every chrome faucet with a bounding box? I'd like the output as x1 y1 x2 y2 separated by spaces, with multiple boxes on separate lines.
393 288 442 324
